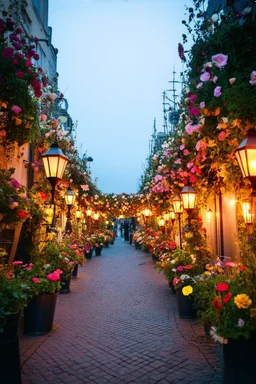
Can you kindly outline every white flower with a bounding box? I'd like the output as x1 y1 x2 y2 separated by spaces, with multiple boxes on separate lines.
222 117 228 123
171 268 177 272
43 264 51 269
180 274 190 281
238 318 244 328
210 326 228 344
211 14 218 23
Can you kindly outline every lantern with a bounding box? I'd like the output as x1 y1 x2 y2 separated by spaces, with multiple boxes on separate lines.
235 129 256 195
181 185 197 212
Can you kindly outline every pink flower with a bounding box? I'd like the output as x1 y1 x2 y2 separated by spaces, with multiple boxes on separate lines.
218 131 227 141
16 71 25 78
212 76 218 83
54 269 63 275
9 201 19 209
200 102 205 108
13 261 23 265
81 185 89 191
214 86 222 97
177 266 183 272
40 114 47 121
187 162 194 169
47 272 61 281
196 82 203 89
32 277 40 283
185 123 201 135
189 175 198 184
189 94 197 101
11 105 22 114
249 71 256 86
2 47 14 59
183 149 190 156
211 53 228 68
180 144 185 150
173 277 181 287
190 108 200 116
225 262 237 267
200 71 210 82
229 78 236 85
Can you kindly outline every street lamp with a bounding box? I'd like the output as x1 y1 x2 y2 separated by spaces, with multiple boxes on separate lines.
93 213 99 221
181 185 197 225
86 209 92 217
41 142 68 227
76 209 82 221
173 195 183 249
65 186 76 232
241 200 253 225
235 129 256 195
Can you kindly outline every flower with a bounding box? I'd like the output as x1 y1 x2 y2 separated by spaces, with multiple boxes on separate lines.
214 86 222 97
32 277 40 283
229 78 236 85
237 318 245 327
242 7 252 15
13 261 23 265
210 326 228 344
177 266 183 272
234 294 252 309
182 285 193 296
218 131 227 141
47 271 61 281
211 14 218 23
16 210 29 220
2 47 14 59
200 71 211 82
212 296 223 310
216 282 229 292
11 105 22 114
211 53 228 68
199 102 205 108
249 71 256 86
223 292 232 303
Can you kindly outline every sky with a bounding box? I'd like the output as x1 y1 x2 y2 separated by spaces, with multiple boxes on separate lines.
48 0 194 194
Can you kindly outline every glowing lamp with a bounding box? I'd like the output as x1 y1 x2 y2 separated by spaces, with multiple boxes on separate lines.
241 201 253 224
93 213 99 220
158 219 165 227
181 185 197 212
235 129 256 195
76 210 82 219
86 209 92 217
65 187 76 206
143 209 151 217
173 195 183 214
42 142 68 183
206 208 213 221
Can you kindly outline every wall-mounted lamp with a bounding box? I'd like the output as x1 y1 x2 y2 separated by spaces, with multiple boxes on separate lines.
173 195 183 249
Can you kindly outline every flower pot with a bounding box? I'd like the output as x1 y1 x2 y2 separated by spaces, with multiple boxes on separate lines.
129 234 133 245
151 254 158 263
0 312 21 344
223 336 256 383
95 246 102 256
24 294 57 336
60 273 72 294
72 264 79 277
0 313 22 384
176 288 197 318
85 250 92 259
135 242 141 250
168 281 176 294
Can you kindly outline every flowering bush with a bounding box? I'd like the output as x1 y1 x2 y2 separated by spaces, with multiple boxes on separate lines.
0 13 47 146
0 256 30 331
0 168 30 225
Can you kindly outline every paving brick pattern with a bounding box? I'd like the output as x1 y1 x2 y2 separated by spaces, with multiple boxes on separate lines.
20 239 222 384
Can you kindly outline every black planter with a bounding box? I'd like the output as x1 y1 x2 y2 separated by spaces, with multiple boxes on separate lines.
0 313 22 384
24 294 57 336
95 246 102 256
135 242 141 250
168 281 176 294
72 264 79 277
60 273 72 294
129 234 133 245
223 337 256 384
85 250 92 259
176 288 196 318
104 243 109 248
151 254 158 263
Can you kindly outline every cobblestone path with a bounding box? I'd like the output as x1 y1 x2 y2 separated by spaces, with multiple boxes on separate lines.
20 239 222 384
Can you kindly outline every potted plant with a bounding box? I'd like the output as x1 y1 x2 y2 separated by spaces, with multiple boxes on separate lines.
23 262 62 335
0 255 30 384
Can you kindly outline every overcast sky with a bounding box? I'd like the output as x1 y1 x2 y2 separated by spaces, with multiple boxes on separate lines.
48 0 193 194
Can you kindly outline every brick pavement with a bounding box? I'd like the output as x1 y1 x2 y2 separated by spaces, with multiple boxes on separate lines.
20 239 222 384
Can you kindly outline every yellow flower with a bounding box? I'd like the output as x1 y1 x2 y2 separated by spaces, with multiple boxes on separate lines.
182 285 193 296
234 294 252 309
204 271 211 276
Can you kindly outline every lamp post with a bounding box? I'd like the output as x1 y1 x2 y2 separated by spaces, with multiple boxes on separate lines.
181 185 197 226
173 195 183 249
158 218 165 234
65 186 76 232
42 142 68 227
76 209 82 221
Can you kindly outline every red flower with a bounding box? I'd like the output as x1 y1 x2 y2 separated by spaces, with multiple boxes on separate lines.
184 265 193 270
223 292 232 303
33 53 39 60
16 210 28 219
16 71 25 78
216 282 229 292
240 265 249 272
2 47 14 59
212 296 223 311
